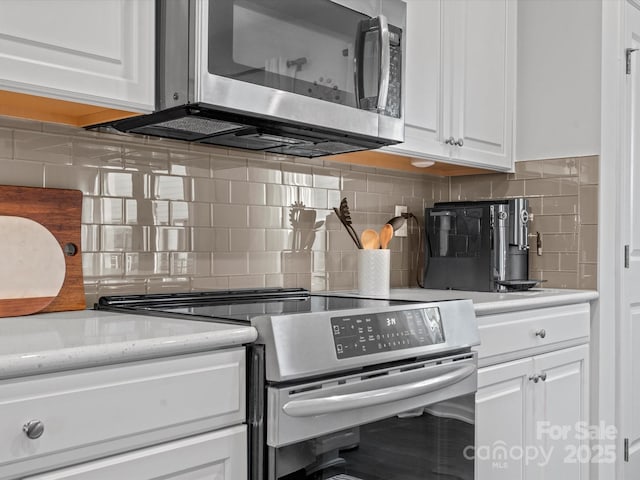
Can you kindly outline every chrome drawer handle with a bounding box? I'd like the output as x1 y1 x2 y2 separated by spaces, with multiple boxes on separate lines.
23 420 45 439
444 136 456 145
535 329 547 339
454 138 464 147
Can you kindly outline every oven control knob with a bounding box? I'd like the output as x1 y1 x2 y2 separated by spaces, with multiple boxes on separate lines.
23 420 45 439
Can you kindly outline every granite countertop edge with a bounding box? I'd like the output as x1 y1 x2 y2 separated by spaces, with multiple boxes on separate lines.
0 310 257 381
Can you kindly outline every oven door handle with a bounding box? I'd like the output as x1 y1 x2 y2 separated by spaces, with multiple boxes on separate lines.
282 364 475 418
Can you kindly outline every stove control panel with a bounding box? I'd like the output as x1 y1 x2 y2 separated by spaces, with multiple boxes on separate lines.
331 307 445 359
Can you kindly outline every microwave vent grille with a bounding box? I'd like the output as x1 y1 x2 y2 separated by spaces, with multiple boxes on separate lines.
154 117 244 136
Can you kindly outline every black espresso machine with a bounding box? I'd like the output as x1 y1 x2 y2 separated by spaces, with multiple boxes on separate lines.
423 198 537 292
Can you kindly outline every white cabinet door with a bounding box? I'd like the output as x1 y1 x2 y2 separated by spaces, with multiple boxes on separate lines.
447 0 516 170
476 357 532 480
533 345 589 480
25 426 247 480
385 0 449 161
385 0 515 171
476 345 590 480
0 0 154 112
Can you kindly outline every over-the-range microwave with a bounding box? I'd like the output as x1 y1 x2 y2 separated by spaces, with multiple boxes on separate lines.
103 0 406 158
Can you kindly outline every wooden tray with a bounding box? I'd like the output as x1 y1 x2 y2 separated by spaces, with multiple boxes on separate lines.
0 185 85 315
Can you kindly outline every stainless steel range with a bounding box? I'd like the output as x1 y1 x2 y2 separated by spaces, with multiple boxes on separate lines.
98 288 480 480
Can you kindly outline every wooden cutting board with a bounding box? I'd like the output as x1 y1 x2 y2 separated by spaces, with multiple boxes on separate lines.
0 185 85 317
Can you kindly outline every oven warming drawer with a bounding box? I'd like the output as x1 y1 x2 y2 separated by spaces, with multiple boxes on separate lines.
266 352 477 447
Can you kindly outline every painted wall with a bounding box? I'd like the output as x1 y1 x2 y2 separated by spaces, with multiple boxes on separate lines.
516 0 602 160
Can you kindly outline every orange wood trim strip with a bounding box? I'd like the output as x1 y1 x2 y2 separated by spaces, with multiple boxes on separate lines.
328 150 496 176
0 90 141 127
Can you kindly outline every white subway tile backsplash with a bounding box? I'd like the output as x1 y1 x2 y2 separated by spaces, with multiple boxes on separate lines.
73 138 122 167
282 163 313 186
248 205 282 228
212 204 248 228
0 158 44 187
248 252 281 274
230 181 266 205
81 224 100 252
248 161 282 184
212 252 248 275
266 184 297 207
229 228 266 252
0 117 598 294
153 175 190 200
100 198 124 225
211 156 248 180
0 128 13 159
153 226 188 251
312 167 341 190
169 151 210 177
44 164 99 195
228 275 266 289
14 131 72 164
102 171 134 197
171 252 212 277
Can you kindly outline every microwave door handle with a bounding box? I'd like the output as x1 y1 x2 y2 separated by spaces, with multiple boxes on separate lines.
376 14 391 113
281 363 475 418
353 15 390 112
354 18 365 109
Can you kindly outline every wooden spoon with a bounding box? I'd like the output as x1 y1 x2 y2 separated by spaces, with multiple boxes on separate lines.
379 223 394 249
361 229 380 249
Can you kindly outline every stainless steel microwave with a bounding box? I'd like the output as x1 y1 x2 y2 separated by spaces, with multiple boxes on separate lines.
106 0 406 157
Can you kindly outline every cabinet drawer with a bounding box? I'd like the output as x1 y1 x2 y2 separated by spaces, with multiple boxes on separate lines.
474 303 590 362
0 348 245 478
25 426 247 480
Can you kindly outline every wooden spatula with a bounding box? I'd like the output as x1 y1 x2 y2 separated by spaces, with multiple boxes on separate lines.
379 223 394 249
361 229 380 249
0 216 66 317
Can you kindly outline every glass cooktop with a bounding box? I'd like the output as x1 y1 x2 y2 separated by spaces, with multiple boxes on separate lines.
97 288 415 323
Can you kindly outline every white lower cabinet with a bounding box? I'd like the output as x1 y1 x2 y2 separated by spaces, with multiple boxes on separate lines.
475 304 591 480
0 349 247 480
24 426 247 480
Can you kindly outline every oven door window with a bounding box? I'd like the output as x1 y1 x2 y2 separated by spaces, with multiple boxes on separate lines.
272 394 474 480
208 0 401 117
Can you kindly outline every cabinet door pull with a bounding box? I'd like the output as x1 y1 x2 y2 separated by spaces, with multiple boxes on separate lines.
23 420 45 439
444 136 456 145
535 329 547 339
539 372 547 382
455 138 464 147
529 374 540 383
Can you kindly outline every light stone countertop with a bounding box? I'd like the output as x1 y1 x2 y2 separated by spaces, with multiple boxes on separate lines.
0 309 257 380
333 288 599 316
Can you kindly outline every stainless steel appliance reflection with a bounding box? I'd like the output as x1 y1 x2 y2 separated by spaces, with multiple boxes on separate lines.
98 288 479 480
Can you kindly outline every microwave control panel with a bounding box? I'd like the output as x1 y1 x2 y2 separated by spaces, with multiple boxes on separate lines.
330 307 445 359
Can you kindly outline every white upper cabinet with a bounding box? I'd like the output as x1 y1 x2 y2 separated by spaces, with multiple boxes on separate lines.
387 0 516 171
0 0 154 113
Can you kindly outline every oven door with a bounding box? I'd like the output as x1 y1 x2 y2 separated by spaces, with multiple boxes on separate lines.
264 353 476 480
191 0 405 142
